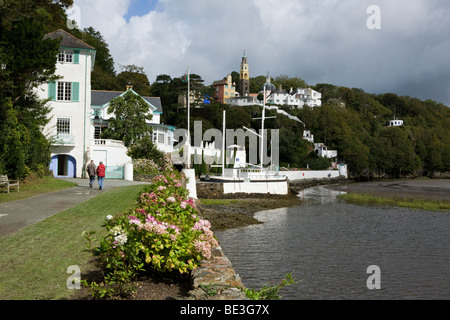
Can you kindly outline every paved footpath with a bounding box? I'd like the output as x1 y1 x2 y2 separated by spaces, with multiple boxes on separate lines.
0 178 148 238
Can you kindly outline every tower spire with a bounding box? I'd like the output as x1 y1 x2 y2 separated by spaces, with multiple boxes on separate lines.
239 51 250 97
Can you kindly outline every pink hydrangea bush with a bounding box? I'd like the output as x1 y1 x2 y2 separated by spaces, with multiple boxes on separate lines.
83 168 217 298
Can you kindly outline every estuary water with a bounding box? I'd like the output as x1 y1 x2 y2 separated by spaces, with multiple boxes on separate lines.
214 186 450 299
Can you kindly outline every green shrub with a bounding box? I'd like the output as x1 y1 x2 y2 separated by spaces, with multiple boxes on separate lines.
244 271 300 300
82 168 218 298
132 158 160 177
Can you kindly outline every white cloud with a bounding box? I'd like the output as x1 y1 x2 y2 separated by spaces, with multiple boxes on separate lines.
73 0 450 105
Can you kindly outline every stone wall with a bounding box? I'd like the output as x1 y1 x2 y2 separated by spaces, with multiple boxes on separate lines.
197 178 350 199
187 246 248 300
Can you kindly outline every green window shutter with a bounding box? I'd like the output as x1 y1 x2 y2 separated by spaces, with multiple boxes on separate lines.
73 50 80 64
71 82 80 102
48 81 56 101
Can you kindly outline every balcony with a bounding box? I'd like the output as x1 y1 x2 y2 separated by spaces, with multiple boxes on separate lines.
52 134 76 146
93 139 125 148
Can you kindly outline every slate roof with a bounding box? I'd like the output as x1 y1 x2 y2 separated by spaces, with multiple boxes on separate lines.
91 90 163 113
44 29 95 50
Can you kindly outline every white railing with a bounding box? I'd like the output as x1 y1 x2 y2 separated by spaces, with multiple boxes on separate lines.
52 134 75 145
93 139 125 147
223 168 286 180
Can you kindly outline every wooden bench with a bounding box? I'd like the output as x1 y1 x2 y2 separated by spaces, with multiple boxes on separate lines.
0 175 20 193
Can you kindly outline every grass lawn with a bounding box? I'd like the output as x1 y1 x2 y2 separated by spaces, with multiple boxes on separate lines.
0 176 77 204
338 193 450 211
0 184 147 300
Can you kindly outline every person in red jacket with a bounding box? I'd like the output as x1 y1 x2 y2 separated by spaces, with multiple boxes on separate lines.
96 161 106 190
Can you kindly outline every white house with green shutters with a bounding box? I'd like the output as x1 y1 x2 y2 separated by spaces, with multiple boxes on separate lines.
39 29 96 179
38 29 175 179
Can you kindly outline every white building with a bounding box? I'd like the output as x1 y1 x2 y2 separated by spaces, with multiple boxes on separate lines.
265 86 322 108
39 29 174 179
388 119 404 127
91 89 176 154
303 130 338 166
227 75 322 108
39 29 96 179
314 143 338 159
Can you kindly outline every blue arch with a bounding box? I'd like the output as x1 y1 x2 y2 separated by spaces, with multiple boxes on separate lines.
50 154 77 178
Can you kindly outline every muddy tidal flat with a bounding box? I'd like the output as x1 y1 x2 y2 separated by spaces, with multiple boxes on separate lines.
198 195 303 231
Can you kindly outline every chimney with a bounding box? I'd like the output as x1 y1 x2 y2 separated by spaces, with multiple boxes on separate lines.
126 82 133 91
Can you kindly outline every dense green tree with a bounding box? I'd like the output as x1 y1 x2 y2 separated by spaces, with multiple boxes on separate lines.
116 64 152 96
273 75 308 92
0 15 60 179
70 27 117 90
150 73 207 127
1 0 73 33
127 135 163 166
101 91 153 147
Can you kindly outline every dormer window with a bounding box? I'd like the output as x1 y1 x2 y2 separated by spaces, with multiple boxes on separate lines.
58 50 79 64
58 50 73 63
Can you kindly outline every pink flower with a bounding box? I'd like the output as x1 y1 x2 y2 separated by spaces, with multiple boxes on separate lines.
166 196 176 203
135 208 146 215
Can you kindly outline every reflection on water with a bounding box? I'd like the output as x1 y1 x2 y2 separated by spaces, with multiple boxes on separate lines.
297 185 347 205
215 186 450 300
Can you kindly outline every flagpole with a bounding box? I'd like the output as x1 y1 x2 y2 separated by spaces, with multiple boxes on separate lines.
260 85 266 171
187 67 191 169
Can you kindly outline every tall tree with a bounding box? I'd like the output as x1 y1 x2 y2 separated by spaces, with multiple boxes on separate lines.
0 15 60 178
1 0 73 32
70 27 117 90
101 91 153 147
116 64 152 96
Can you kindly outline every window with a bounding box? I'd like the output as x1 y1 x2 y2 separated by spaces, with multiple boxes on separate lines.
57 82 72 101
49 81 79 101
158 133 165 144
58 51 65 63
57 118 70 135
65 51 73 63
94 126 103 139
58 50 73 63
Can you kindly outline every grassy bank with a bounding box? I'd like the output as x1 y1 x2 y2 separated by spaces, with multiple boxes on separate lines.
0 176 77 204
0 184 146 300
338 193 450 211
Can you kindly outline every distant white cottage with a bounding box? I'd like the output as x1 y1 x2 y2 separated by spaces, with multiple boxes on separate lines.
388 119 404 127
39 29 175 179
303 130 338 165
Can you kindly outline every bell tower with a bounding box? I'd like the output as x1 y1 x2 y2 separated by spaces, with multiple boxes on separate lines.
239 50 250 97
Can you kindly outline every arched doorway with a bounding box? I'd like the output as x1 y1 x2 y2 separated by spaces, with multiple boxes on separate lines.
50 154 77 178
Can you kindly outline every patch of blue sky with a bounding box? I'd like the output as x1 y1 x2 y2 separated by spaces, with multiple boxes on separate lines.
124 0 160 22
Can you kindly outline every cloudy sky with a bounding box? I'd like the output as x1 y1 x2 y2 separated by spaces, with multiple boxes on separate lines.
70 0 450 106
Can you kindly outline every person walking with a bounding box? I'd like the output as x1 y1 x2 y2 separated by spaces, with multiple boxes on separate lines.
86 160 96 188
96 161 106 190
